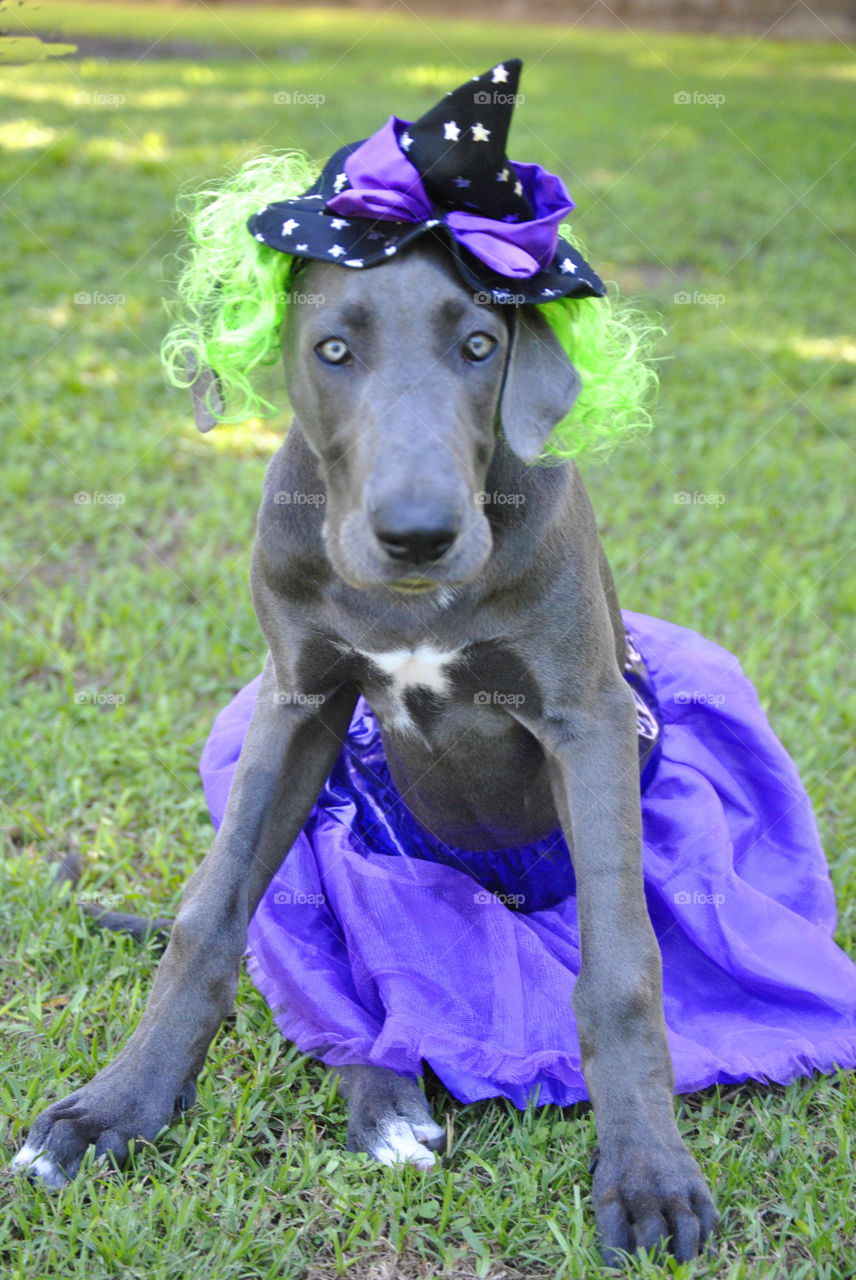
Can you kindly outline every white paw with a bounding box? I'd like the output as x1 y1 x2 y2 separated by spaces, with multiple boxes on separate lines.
11 1143 69 1189
371 1117 445 1171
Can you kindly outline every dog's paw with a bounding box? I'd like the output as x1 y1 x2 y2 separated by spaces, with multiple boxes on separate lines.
343 1067 446 1171
591 1138 719 1265
12 1073 196 1188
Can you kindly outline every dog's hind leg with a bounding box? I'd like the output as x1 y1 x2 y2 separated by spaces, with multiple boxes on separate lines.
337 1065 446 1170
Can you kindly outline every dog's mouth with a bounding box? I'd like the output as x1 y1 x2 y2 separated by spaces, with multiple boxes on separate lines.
388 577 439 595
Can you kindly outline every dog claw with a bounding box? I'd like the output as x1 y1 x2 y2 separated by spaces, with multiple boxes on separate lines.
173 1080 197 1114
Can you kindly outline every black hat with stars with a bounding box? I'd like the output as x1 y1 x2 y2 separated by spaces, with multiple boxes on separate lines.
247 59 605 305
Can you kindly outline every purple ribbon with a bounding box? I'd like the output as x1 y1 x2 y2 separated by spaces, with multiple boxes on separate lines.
325 117 575 280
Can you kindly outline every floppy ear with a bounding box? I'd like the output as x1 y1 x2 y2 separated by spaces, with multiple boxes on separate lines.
499 309 581 462
185 346 224 433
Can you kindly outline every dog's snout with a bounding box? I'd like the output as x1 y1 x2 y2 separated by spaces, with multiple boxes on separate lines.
372 500 459 565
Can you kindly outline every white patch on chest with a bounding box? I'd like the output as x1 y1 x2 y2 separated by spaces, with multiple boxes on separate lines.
358 643 461 696
345 642 462 734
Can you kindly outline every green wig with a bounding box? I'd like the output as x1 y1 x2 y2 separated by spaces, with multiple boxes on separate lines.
162 152 660 462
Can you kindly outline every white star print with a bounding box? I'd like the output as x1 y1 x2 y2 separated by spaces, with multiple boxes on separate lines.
329 218 349 230
280 218 299 236
295 244 308 251
333 173 348 193
443 121 461 141
559 258 578 274
426 219 440 227
254 232 265 242
497 168 509 182
453 176 471 188
514 180 523 196
328 245 346 257
344 258 364 268
542 288 559 297
471 123 490 143
492 64 509 84
384 245 398 256
400 131 414 151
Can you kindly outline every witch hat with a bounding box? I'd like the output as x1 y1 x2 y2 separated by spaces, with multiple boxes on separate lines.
247 59 605 305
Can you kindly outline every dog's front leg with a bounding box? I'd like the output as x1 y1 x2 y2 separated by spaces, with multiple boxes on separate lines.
544 677 718 1265
14 657 356 1187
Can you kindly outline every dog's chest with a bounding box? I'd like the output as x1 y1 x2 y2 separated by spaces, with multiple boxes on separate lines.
296 632 541 743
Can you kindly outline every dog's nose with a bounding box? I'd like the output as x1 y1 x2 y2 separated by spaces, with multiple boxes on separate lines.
372 503 459 564
376 526 457 564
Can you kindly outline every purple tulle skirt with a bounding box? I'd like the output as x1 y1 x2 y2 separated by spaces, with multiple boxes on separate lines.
199 611 856 1107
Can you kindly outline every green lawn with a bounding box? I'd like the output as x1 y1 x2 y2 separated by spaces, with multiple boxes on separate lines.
2 4 855 1276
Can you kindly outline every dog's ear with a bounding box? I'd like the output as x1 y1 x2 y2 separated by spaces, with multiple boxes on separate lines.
499 309 581 462
185 346 224 433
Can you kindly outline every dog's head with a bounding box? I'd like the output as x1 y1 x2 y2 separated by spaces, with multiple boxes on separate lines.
281 240 580 593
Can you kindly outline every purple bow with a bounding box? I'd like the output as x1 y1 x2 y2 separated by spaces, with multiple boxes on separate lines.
325 117 575 280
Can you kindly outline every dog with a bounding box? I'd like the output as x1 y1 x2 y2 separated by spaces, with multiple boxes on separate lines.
14 235 718 1265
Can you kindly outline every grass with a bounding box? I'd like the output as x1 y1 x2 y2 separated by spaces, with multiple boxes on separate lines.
1 3 855 1276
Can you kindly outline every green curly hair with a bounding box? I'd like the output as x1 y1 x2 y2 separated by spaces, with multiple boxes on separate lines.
161 152 660 462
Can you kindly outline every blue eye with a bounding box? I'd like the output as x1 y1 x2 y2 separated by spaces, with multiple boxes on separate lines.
463 332 497 362
315 337 351 365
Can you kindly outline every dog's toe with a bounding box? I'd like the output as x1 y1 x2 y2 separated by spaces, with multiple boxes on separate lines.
411 1117 446 1152
11 1143 70 1190
371 1117 442 1170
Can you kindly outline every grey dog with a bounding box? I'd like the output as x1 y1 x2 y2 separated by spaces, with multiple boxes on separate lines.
15 238 718 1265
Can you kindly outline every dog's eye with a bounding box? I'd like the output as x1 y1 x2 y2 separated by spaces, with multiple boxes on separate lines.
315 337 351 365
462 332 497 362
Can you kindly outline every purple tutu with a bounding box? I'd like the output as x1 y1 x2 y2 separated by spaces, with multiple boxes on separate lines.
199 611 856 1107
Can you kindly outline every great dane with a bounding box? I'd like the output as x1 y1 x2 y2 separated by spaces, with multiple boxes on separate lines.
15 238 717 1265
